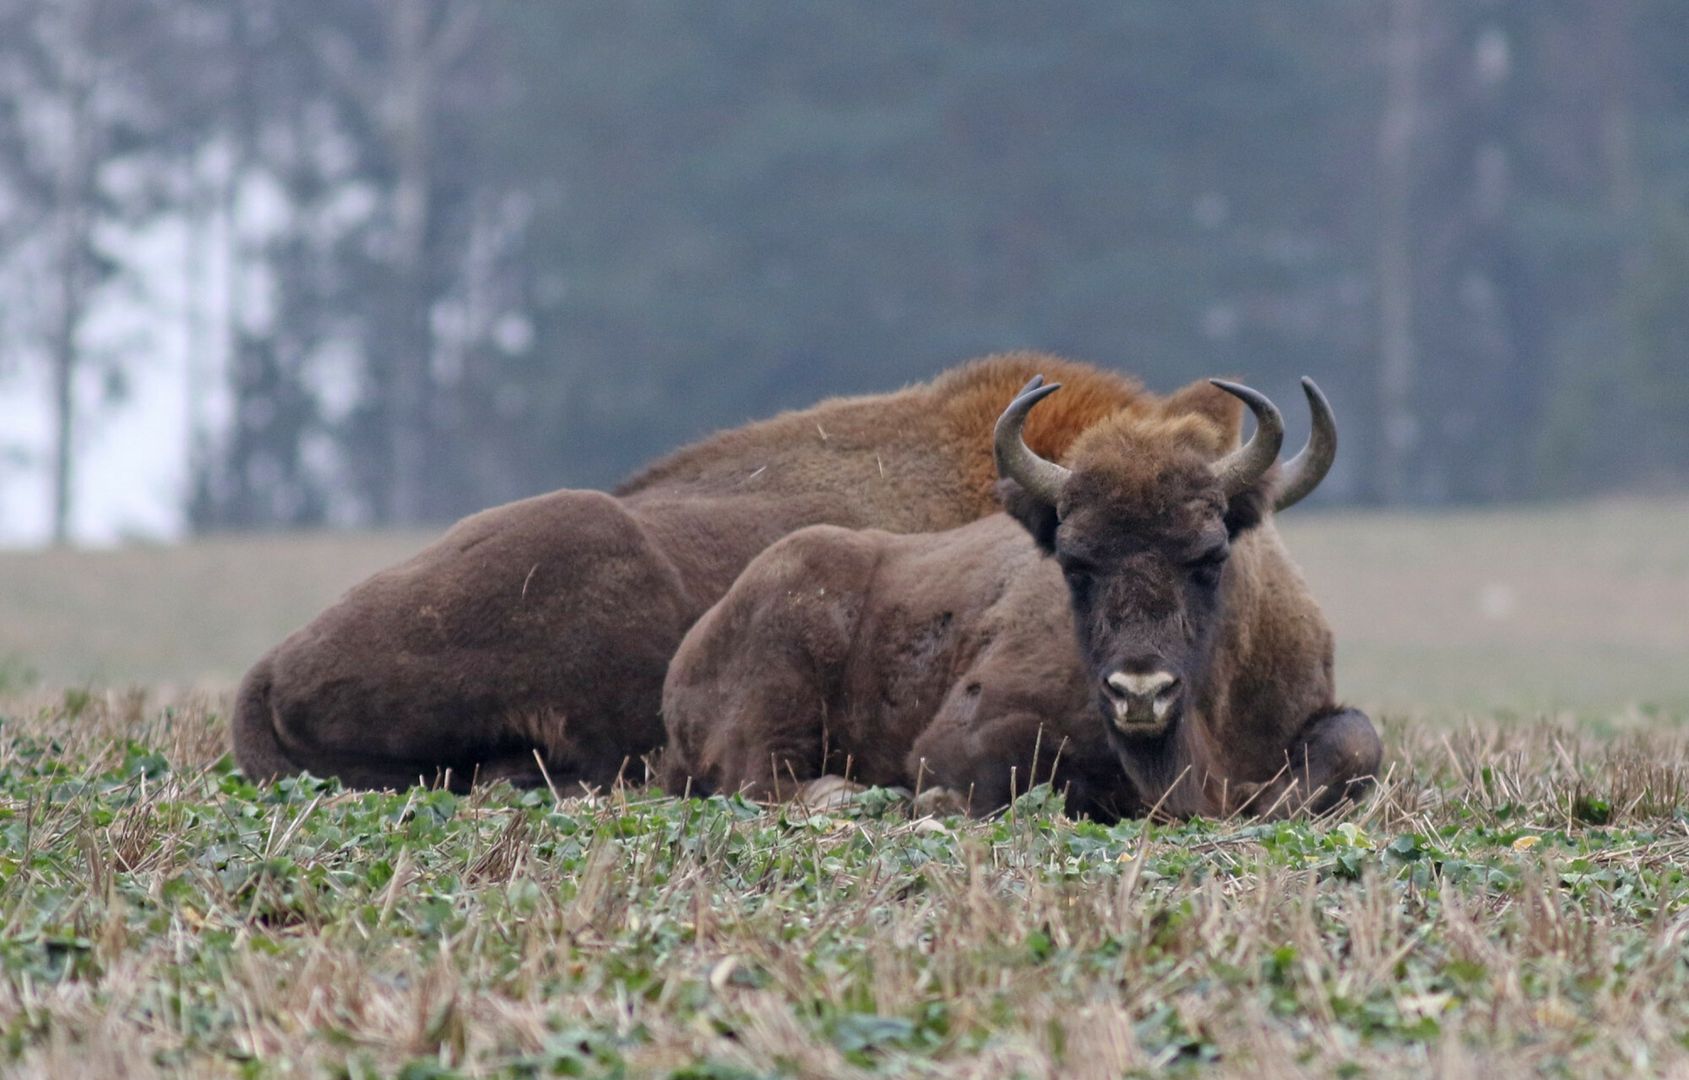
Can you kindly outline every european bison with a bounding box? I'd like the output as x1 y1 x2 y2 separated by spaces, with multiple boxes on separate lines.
660 376 1381 819
233 354 1149 791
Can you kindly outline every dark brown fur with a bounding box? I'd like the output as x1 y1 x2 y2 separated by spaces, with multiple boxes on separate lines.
232 353 1141 791
661 382 1381 819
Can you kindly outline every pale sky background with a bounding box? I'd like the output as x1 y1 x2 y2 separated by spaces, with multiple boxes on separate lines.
0 351 189 548
1 216 206 549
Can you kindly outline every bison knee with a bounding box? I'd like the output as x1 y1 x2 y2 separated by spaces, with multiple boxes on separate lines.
662 526 880 799
231 659 299 783
1296 706 1382 811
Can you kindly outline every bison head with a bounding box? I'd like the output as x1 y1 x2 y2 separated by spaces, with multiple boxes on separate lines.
994 375 1335 738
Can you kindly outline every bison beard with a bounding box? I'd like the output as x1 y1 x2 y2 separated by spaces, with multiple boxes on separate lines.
232 353 1147 791
660 375 1381 820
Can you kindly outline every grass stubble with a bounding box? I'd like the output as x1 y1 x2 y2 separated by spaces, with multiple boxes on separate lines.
0 690 1684 1078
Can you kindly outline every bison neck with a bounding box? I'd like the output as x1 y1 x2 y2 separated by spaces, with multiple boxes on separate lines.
1191 520 1339 785
1105 520 1340 816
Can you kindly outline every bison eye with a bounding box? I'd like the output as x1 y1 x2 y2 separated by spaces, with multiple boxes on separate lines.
1187 545 1229 587
1058 559 1096 599
1063 570 1094 604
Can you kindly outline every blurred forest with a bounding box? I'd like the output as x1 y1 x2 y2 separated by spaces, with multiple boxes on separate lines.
2 1 1687 543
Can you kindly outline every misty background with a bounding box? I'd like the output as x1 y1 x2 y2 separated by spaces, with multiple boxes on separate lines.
2 1 1688 548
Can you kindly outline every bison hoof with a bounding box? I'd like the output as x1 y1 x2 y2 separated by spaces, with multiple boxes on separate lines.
796 775 866 810
911 785 970 819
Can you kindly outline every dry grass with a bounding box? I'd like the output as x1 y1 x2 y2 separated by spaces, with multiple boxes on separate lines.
0 691 1685 1077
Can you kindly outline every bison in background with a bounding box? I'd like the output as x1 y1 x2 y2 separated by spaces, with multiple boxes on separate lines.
660 376 1381 820
233 354 1148 791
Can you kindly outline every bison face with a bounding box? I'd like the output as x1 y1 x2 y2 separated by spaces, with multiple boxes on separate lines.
993 374 1335 742
1050 471 1235 737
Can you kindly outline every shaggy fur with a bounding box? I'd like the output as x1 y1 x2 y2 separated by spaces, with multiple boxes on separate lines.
232 353 1141 791
661 380 1381 819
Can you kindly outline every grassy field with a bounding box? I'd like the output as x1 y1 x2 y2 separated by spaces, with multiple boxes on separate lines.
0 499 1685 1076
0 694 1684 1077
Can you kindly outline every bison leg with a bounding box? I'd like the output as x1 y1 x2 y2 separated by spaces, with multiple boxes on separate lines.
658 615 844 804
796 775 868 810
1235 706 1382 819
661 527 880 801
662 661 842 801
907 708 1122 818
910 785 971 818
233 489 690 793
1295 706 1383 813
236 613 677 795
233 658 480 791
234 656 631 793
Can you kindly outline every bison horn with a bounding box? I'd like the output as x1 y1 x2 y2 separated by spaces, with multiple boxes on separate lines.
1274 377 1337 512
1207 379 1285 498
994 375 1072 509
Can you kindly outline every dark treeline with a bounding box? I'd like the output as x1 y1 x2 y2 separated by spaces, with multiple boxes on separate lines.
3 1 1688 539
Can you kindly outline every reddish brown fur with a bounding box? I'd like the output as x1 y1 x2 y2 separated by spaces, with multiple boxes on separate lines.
232 353 1141 791
661 381 1381 819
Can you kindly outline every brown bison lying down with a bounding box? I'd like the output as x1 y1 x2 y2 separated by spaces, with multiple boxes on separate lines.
233 353 1158 791
661 376 1381 820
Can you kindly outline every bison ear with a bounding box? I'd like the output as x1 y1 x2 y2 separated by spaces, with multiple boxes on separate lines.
997 478 1060 553
1223 469 1276 537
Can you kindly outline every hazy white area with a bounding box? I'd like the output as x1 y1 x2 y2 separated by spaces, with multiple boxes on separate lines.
1 342 190 549
1 213 230 549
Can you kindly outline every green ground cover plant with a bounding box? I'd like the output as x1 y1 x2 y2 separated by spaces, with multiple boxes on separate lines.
0 692 1684 1078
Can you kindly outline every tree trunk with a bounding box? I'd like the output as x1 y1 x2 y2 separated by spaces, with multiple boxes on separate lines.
47 15 95 546
49 253 79 546
384 0 435 525
1375 0 1422 505
183 152 214 525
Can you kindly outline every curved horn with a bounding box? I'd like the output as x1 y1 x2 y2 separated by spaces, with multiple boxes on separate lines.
1274 377 1337 512
993 375 1072 509
1207 379 1285 498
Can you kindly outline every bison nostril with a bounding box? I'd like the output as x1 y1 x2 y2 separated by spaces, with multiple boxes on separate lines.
1105 670 1178 702
1104 671 1182 731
